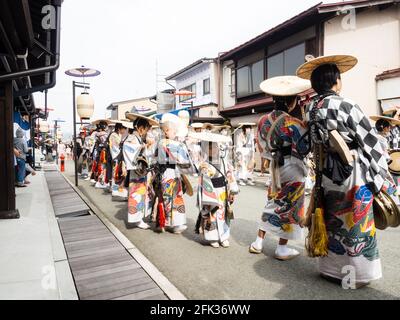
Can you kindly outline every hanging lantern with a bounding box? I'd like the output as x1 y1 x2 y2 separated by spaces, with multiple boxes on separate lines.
39 120 50 133
56 130 63 140
76 92 94 120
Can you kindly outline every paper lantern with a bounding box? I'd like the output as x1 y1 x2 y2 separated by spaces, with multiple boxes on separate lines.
77 92 94 120
39 120 49 133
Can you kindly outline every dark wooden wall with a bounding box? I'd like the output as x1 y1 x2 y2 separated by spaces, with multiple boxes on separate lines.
0 82 16 214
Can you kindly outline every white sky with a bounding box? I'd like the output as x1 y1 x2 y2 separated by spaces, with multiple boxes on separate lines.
33 0 337 137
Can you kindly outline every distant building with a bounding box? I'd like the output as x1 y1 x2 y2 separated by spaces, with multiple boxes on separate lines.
219 0 400 126
166 58 224 123
218 0 400 170
107 97 157 120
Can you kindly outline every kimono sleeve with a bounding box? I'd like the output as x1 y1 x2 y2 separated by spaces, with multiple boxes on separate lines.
225 161 239 195
109 133 121 160
287 116 308 160
123 139 142 171
176 142 197 175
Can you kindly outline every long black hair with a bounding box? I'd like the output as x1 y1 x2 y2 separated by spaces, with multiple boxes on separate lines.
310 63 341 95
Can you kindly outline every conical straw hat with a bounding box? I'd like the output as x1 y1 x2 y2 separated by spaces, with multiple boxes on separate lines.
260 76 311 96
296 55 358 80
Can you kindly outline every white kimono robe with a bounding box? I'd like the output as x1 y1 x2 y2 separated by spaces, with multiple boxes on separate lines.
157 138 195 228
109 132 128 199
197 148 239 242
235 130 255 182
123 132 149 224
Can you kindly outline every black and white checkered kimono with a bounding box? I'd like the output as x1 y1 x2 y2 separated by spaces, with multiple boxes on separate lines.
388 126 400 150
306 94 388 283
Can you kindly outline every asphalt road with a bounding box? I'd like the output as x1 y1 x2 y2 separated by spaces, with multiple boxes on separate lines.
64 161 400 300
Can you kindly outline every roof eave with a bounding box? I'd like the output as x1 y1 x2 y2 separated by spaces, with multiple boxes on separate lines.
165 58 216 81
219 2 323 61
318 0 397 13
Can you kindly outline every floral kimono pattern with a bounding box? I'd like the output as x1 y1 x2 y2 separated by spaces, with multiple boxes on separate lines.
257 110 308 240
307 94 389 282
123 133 149 224
157 138 194 228
197 148 239 242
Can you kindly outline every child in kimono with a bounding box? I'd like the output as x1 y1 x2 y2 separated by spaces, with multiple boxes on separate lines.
235 126 255 186
196 141 239 248
92 121 109 188
124 115 156 229
249 76 311 261
155 114 195 234
109 122 128 200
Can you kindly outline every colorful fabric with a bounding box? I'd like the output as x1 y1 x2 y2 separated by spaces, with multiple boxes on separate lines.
306 94 384 282
257 110 309 161
388 126 400 150
198 154 238 242
109 132 122 160
156 139 195 228
124 132 150 223
306 95 388 193
128 176 148 223
257 110 307 240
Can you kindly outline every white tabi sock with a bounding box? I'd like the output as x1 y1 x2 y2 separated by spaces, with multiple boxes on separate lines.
253 236 264 250
275 244 299 257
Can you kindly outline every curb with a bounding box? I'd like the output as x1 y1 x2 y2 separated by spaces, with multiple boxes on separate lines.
61 171 187 300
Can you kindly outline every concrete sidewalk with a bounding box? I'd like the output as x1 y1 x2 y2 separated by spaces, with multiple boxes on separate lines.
0 169 78 300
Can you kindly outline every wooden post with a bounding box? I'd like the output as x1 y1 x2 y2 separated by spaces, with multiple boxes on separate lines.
0 81 20 219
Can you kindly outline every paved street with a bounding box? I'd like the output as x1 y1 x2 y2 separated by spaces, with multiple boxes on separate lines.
64 161 400 300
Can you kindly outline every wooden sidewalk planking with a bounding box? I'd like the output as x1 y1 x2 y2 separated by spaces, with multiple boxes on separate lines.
44 171 89 218
58 215 168 300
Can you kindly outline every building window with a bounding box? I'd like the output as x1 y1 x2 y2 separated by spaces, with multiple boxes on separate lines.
237 59 264 98
203 78 210 95
179 83 196 102
230 68 236 97
267 42 306 78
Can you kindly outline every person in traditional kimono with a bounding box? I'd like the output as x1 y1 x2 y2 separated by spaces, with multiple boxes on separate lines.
379 112 400 188
88 127 99 184
388 112 400 151
297 55 390 287
154 113 195 234
83 127 96 181
371 116 400 199
109 121 128 200
92 120 110 189
235 125 256 186
196 138 239 248
249 76 311 260
187 123 204 166
123 114 158 229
